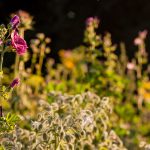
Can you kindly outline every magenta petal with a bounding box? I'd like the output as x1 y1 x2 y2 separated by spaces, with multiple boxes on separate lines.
11 30 28 55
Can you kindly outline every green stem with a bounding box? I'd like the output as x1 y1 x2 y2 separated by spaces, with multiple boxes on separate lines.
20 28 25 38
0 52 4 85
14 54 19 77
0 52 4 113
0 52 4 71
38 55 44 76
31 53 37 73
37 44 45 76
14 28 25 77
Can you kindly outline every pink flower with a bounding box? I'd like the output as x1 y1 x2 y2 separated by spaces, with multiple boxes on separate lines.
86 17 99 26
10 78 20 88
10 15 20 29
127 63 135 70
86 17 94 26
134 38 142 45
11 30 28 55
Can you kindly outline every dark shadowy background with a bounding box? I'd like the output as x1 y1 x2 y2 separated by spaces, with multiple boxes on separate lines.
0 0 150 56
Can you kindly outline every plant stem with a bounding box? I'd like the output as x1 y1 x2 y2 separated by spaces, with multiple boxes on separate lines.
0 106 2 117
31 53 37 73
37 44 45 76
0 52 4 72
14 28 25 78
14 54 19 77
0 52 4 85
0 52 4 117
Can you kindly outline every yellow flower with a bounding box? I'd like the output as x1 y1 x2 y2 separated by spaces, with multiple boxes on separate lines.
26 75 44 88
139 81 150 100
142 82 150 89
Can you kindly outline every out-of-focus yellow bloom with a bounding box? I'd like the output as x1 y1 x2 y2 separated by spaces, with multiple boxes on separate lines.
139 81 150 100
142 82 150 89
1 99 10 109
26 75 44 88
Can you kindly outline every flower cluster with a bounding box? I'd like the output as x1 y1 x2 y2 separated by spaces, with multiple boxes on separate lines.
0 15 28 101
0 14 28 135
0 15 28 57
10 15 28 55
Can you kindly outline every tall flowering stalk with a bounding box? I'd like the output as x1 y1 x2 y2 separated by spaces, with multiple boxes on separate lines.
84 17 101 62
0 15 27 130
12 10 33 78
133 30 149 108
31 33 51 76
10 11 33 98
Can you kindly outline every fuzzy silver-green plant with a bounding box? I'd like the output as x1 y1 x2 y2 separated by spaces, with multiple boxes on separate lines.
0 92 126 150
139 141 150 150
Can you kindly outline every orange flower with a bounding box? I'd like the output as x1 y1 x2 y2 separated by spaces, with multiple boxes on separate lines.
59 50 75 69
63 59 75 69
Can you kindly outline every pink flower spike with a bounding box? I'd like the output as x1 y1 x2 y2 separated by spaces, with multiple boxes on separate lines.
86 17 94 26
10 15 20 29
11 30 28 55
10 78 20 88
86 17 99 26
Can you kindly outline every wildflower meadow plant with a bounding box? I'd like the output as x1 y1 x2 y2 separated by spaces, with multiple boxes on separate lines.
0 12 150 150
45 17 150 149
0 14 27 137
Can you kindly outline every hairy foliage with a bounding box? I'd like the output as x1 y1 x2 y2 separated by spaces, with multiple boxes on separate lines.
0 92 126 150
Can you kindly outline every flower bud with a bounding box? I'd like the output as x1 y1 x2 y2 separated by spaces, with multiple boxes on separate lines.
10 78 20 88
10 15 20 29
